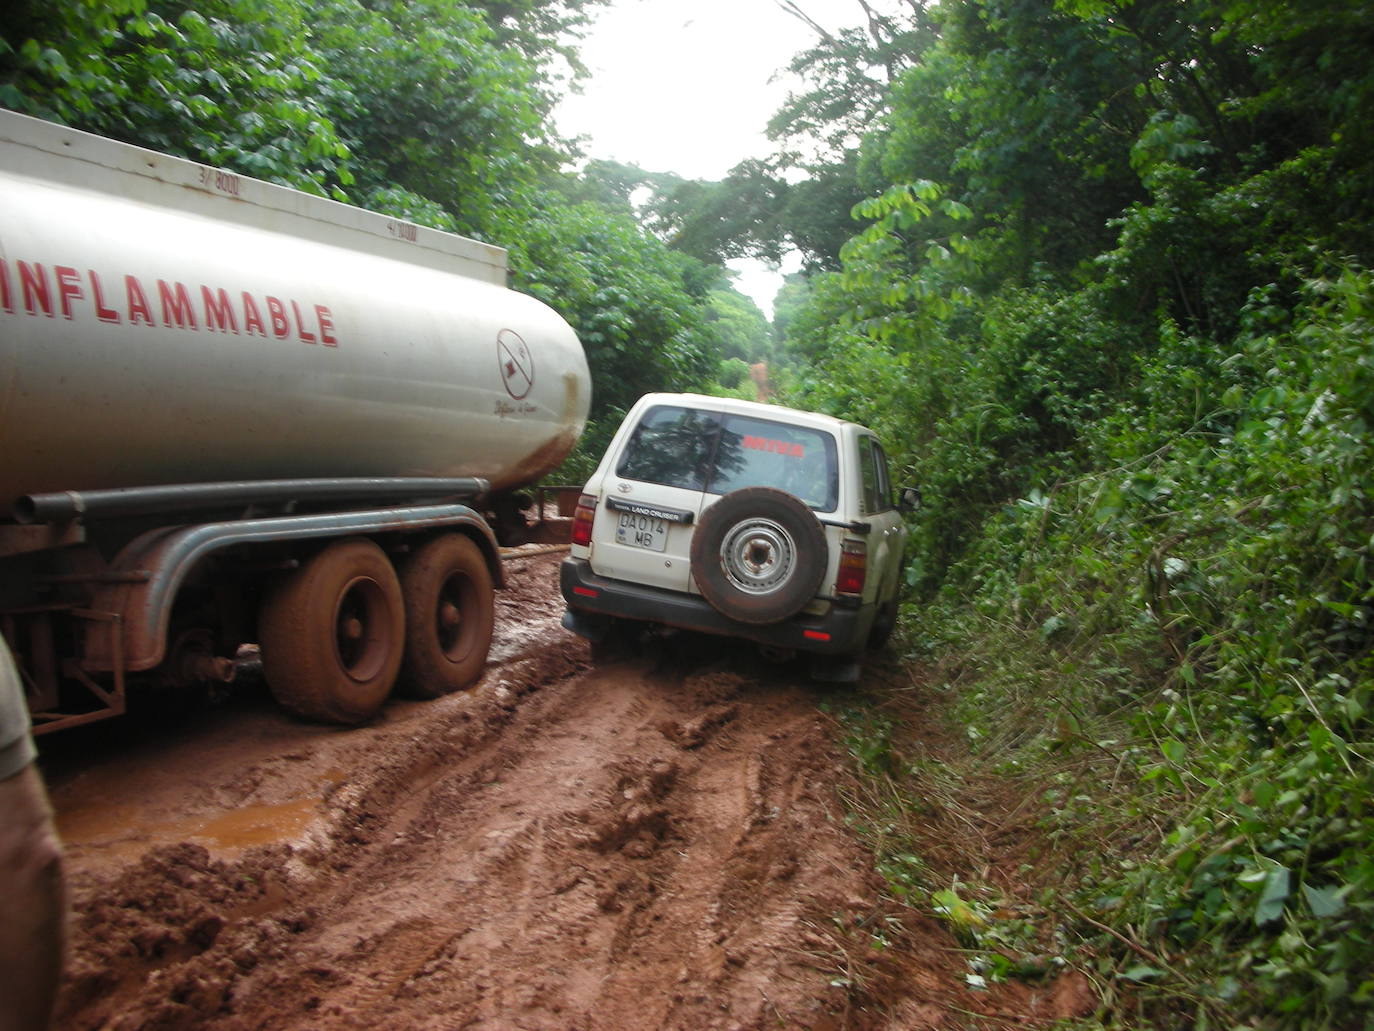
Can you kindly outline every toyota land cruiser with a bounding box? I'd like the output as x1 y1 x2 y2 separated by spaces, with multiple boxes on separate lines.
559 393 914 680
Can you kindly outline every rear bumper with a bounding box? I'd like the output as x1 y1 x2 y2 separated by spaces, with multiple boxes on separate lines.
559 556 870 655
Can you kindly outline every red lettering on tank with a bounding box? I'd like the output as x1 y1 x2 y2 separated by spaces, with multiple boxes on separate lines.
0 256 337 349
126 275 154 326
266 296 289 338
241 292 266 337
316 305 337 347
159 280 198 330
202 286 237 333
291 300 316 344
19 261 52 317
89 271 120 323
55 266 83 320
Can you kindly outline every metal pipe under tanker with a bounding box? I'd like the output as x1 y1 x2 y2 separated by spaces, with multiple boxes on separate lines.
0 110 590 500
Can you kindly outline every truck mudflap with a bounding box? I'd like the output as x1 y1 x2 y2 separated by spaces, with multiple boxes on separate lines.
81 503 502 673
559 556 872 656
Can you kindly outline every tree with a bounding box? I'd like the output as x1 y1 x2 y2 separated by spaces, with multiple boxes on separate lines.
308 0 552 237
509 201 717 422
0 0 352 196
476 0 606 94
762 4 1374 1021
762 0 936 271
642 162 790 265
768 9 932 166
702 288 771 364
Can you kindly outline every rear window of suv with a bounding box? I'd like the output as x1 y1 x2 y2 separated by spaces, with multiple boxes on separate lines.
615 404 839 512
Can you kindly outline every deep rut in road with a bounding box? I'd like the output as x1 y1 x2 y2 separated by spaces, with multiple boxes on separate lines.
40 550 1088 1029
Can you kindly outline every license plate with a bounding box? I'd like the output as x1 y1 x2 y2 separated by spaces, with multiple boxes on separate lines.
615 510 669 552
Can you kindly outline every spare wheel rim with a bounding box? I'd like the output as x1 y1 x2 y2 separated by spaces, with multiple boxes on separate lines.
719 518 796 595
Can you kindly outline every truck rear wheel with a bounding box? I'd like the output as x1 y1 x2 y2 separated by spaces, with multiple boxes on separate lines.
260 538 404 724
396 534 495 698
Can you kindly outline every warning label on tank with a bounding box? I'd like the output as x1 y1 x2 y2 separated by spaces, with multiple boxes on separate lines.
498 329 534 400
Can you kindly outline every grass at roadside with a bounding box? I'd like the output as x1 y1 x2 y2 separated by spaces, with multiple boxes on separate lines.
822 654 1113 1027
829 611 1372 1031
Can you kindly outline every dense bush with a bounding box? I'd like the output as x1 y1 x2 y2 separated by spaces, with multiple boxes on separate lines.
923 269 1374 1024
770 0 1374 1025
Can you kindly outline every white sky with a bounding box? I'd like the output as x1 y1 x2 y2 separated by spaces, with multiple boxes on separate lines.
556 0 819 180
554 0 865 316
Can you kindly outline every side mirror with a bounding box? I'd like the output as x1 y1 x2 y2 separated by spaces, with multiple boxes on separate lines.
897 486 921 513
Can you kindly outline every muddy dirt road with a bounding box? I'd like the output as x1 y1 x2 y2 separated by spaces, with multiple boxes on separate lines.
37 550 1087 1029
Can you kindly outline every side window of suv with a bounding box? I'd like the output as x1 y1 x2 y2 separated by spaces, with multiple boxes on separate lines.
859 436 896 515
872 439 894 510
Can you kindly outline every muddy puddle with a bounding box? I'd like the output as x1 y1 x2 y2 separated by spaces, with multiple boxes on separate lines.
57 792 328 863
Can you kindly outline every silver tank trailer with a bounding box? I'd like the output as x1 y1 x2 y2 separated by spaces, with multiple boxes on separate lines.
0 110 591 733
0 109 589 498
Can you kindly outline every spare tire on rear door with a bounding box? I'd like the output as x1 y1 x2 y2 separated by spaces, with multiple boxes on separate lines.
690 487 827 625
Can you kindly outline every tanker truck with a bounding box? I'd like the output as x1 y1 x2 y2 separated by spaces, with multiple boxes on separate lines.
0 109 590 734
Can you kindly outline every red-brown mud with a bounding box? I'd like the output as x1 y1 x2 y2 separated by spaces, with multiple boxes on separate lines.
37 548 1090 1029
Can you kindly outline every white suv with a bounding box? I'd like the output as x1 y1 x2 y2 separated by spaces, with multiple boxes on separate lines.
559 393 913 680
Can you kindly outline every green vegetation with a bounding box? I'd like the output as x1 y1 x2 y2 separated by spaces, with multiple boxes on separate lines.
5 0 1372 1025
755 1 1374 1027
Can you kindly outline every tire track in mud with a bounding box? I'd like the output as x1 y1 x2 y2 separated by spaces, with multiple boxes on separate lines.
226 663 863 1030
44 552 1075 1030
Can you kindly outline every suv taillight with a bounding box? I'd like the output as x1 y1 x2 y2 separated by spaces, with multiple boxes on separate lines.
835 539 867 598
570 493 598 547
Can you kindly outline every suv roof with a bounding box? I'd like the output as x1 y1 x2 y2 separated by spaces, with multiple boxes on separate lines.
632 392 862 436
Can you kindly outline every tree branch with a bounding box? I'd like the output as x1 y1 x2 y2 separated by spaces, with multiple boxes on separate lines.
772 0 836 44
